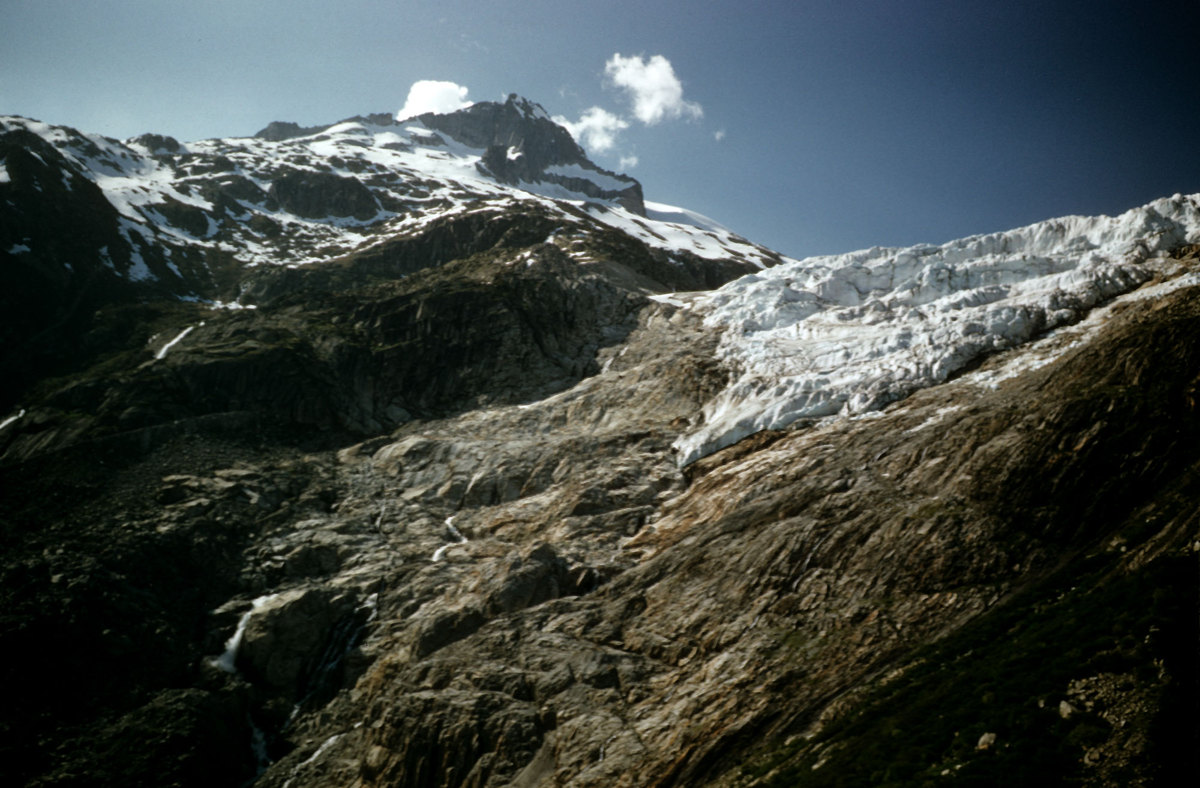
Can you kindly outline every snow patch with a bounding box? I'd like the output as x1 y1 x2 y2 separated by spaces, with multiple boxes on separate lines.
432 516 469 562
644 201 730 232
0 409 26 432
583 203 776 268
155 323 202 360
118 222 156 281
299 733 342 768
647 292 694 309
905 405 964 434
543 163 632 193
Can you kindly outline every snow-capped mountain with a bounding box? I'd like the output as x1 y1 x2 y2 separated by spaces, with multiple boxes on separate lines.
9 95 1196 467
0 94 781 303
2 96 1198 788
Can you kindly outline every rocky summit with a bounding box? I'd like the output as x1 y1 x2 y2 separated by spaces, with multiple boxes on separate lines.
0 97 1197 788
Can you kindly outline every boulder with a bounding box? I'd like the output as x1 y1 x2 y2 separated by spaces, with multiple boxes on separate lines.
238 587 360 698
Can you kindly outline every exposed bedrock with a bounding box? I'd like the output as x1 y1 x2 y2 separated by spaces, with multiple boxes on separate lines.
279 280 1200 788
1 168 1197 788
268 170 381 221
1 200 763 471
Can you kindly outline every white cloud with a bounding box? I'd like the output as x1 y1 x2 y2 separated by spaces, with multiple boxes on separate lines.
604 53 702 125
552 106 629 153
714 129 726 142
396 80 473 121
619 155 639 170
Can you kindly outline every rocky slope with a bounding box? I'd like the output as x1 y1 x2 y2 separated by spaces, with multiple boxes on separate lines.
0 101 1197 787
0 95 778 412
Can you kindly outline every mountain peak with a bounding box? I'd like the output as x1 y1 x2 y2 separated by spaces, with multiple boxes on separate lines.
410 96 644 213
246 96 644 213
0 107 779 314
502 93 551 121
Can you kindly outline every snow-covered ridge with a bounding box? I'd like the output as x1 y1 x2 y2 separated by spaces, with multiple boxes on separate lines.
1 108 783 282
672 194 1200 465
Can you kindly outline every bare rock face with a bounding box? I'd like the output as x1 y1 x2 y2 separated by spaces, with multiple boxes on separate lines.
237 588 360 697
0 128 145 399
253 120 327 141
268 170 381 220
129 132 183 154
278 273 1200 788
5 262 1197 786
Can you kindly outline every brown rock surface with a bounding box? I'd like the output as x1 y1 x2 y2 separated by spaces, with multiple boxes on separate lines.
258 275 1198 787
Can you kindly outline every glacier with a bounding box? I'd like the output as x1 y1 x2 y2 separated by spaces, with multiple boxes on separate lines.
672 193 1200 465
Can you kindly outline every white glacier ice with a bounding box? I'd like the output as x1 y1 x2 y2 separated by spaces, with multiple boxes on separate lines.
672 194 1200 465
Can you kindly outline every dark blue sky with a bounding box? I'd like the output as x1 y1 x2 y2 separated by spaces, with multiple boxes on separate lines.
3 0 1197 257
